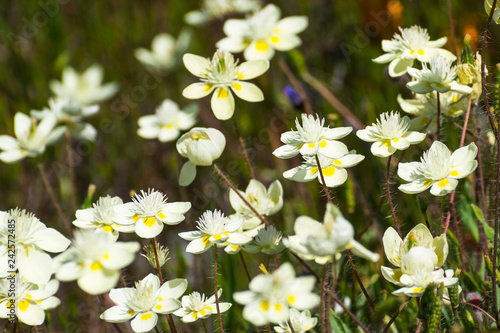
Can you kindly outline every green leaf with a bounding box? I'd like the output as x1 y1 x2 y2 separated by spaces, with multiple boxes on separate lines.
331 310 353 333
458 197 478 242
471 204 495 242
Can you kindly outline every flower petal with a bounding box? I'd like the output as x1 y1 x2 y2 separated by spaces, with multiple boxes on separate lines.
183 83 214 99
231 82 264 102
211 87 235 120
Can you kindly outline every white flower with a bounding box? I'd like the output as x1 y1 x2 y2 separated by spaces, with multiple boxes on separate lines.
485 0 500 24
233 262 320 326
284 203 380 264
54 230 140 295
273 114 353 159
222 219 264 254
176 127 226 186
31 97 99 142
50 64 119 105
100 273 187 333
397 91 468 133
406 56 473 95
356 111 426 157
283 151 364 188
173 289 231 323
0 209 70 285
398 141 478 196
216 4 308 61
137 99 197 142
134 32 190 71
0 275 60 326
73 195 133 241
0 112 63 164
230 179 283 229
182 50 269 120
381 224 454 297
184 0 260 26
274 309 318 333
244 226 285 255
372 25 456 77
178 210 251 254
113 189 191 239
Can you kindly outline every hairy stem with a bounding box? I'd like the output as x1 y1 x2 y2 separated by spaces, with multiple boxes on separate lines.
37 163 73 237
214 164 270 227
232 117 256 179
346 250 375 313
315 155 332 203
386 156 401 237
213 245 224 332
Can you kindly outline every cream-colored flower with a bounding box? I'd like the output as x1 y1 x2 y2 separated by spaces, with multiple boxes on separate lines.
182 50 268 120
356 111 425 157
0 275 60 326
173 289 231 323
216 4 308 60
178 210 251 254
373 25 455 77
273 113 352 159
398 141 478 196
283 151 364 188
274 309 318 333
100 274 187 333
0 113 63 164
406 56 472 95
135 32 190 71
0 209 70 285
54 230 139 295
381 224 457 297
137 99 197 143
113 189 191 239
485 0 500 24
50 64 119 105
397 91 468 133
176 127 226 186
184 0 260 26
233 262 320 326
73 195 133 241
283 203 379 264
229 179 283 229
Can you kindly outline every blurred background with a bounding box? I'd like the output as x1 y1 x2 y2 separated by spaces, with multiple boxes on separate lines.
0 0 496 331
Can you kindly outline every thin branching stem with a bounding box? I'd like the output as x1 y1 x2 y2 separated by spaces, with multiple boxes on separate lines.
383 300 410 333
213 245 224 332
65 130 77 212
302 72 364 130
239 252 251 282
214 164 270 227
346 250 375 313
315 155 332 204
386 155 401 237
481 0 499 138
37 163 73 237
202 320 209 333
330 293 370 333
436 92 441 142
320 263 331 333
279 59 314 115
444 95 472 233
445 0 457 57
232 117 256 179
152 238 178 333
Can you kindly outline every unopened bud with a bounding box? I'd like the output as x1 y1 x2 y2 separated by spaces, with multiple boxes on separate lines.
142 242 169 270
